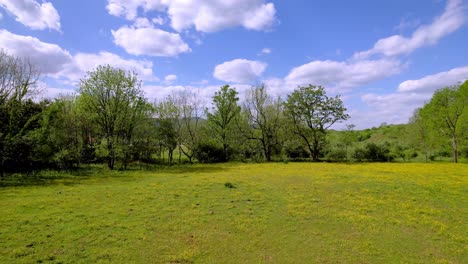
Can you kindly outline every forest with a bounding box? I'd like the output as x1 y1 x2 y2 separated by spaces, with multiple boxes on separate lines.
1 50 468 178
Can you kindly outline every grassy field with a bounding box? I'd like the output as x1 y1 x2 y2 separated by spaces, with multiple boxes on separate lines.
0 163 467 263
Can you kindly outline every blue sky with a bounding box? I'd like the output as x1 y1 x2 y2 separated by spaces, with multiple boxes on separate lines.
0 0 467 128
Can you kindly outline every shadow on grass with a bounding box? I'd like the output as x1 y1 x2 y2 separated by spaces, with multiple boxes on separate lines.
0 163 227 187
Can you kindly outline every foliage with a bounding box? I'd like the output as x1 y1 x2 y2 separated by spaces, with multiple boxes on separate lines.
79 65 149 169
284 85 349 161
206 85 241 161
193 141 226 163
353 143 394 162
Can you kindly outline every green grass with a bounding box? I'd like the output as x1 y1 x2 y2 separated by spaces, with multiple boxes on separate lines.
1 163 467 263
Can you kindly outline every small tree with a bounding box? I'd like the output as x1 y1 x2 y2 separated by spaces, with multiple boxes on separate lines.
342 124 356 161
284 85 349 161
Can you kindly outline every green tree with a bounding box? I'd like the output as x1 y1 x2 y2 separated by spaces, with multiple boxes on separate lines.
342 124 356 161
79 65 148 170
154 97 179 165
206 85 240 161
420 83 467 163
284 85 349 161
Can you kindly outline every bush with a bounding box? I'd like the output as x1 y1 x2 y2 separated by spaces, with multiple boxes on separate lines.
326 148 347 162
285 146 309 159
193 142 226 163
353 143 394 162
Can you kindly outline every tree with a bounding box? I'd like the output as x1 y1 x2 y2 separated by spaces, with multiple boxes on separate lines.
0 50 40 178
409 108 431 162
284 85 349 161
154 97 179 165
79 65 148 170
342 124 356 161
177 90 204 164
206 85 240 161
420 83 467 163
241 84 282 161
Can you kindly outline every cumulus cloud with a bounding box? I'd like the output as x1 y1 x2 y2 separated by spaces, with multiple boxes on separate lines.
0 30 157 84
106 0 276 32
164 74 177 84
398 66 468 93
106 0 164 21
350 92 432 128
0 0 61 31
354 0 465 59
65 51 157 82
0 29 72 74
285 59 403 89
354 65 468 128
112 25 190 57
214 59 267 83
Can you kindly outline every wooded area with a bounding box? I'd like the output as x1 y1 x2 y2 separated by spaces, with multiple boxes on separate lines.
1 50 468 177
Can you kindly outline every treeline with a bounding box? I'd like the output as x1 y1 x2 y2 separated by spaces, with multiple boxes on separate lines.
1 51 468 177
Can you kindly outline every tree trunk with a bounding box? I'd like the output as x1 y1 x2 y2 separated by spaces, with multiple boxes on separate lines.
223 143 229 162
452 135 458 163
0 159 4 180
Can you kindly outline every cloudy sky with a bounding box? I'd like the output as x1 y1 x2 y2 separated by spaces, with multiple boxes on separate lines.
0 0 467 128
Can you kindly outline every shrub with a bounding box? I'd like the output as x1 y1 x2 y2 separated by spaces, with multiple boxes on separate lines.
285 146 309 159
193 142 226 163
353 143 394 162
326 148 347 161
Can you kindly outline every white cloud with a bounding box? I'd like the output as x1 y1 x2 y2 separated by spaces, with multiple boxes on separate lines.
285 59 403 89
106 0 164 21
67 51 157 82
106 0 276 33
0 30 157 84
398 66 468 93
261 48 272 54
112 25 190 57
133 17 152 28
214 59 267 83
0 29 73 74
0 0 60 31
164 74 177 84
351 92 432 128
143 83 252 107
354 0 465 59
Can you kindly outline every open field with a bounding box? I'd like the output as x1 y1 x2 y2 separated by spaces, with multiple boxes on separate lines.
1 163 467 263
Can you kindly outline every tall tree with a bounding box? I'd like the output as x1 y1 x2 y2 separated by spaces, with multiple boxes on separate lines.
241 84 282 161
284 85 349 161
79 65 148 170
206 85 240 161
420 82 468 163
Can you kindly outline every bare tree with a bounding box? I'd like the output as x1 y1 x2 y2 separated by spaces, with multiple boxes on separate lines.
241 84 282 161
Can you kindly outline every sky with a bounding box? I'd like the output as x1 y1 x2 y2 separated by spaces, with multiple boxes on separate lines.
0 0 467 129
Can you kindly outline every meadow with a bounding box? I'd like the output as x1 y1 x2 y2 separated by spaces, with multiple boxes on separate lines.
0 163 467 263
